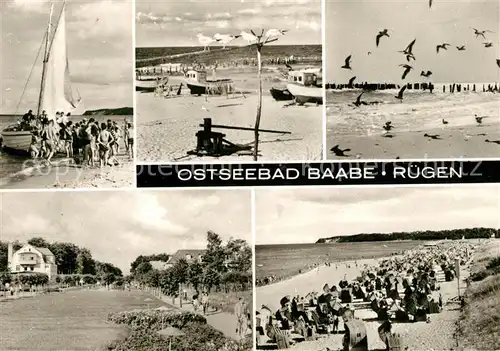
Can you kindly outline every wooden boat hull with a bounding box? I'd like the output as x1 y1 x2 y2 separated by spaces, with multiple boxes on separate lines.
270 87 294 101
185 79 233 96
286 83 323 105
135 79 158 92
1 130 32 154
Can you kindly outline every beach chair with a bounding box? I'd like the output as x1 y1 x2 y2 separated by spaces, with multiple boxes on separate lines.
310 310 329 334
386 333 406 351
343 319 368 351
269 325 291 349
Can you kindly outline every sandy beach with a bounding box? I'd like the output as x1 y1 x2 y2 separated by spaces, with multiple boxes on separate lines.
0 156 134 189
137 67 323 162
326 90 500 159
256 252 470 350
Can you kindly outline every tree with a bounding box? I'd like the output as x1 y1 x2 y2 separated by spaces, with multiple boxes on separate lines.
76 248 95 275
135 262 153 276
226 238 252 272
103 272 116 287
27 237 50 248
188 262 203 291
171 258 189 285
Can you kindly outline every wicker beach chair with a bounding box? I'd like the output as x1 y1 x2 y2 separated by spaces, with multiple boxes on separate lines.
386 333 406 351
269 325 291 349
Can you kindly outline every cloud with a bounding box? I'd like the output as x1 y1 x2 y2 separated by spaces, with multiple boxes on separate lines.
0 190 251 273
255 186 500 245
135 0 321 47
71 0 132 40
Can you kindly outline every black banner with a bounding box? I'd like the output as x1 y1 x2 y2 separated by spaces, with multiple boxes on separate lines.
136 160 499 187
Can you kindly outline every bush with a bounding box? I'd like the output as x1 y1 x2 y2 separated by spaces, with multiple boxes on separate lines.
107 308 252 351
108 309 207 331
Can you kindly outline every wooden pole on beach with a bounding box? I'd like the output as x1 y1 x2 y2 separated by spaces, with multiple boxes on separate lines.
251 30 280 161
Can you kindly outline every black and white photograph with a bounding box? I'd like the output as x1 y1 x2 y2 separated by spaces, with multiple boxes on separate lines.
0 0 134 189
0 189 253 351
135 0 323 163
325 0 500 160
254 185 500 350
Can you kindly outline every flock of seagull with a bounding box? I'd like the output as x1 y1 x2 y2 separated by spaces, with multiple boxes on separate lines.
342 26 497 105
196 29 288 50
330 1 500 158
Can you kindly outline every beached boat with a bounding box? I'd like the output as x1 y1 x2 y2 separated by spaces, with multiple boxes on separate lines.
184 70 233 95
135 73 169 93
270 87 294 101
1 2 81 154
286 69 323 105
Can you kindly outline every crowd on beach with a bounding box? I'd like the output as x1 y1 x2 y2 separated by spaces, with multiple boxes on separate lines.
256 241 475 350
10 109 134 167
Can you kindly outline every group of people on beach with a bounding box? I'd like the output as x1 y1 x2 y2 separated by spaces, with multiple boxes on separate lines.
256 241 475 350
15 109 134 167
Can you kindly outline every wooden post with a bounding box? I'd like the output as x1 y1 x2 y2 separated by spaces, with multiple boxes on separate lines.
254 43 263 161
455 258 460 297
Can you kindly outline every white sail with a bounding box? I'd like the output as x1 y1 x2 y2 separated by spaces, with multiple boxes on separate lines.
41 4 81 119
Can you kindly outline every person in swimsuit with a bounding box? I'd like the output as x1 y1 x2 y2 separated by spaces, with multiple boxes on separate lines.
125 122 134 159
44 119 59 162
97 123 114 167
29 132 40 159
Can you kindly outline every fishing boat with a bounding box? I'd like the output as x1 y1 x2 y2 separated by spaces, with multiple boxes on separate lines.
286 68 323 105
269 87 294 101
1 2 81 154
184 70 233 95
135 71 168 93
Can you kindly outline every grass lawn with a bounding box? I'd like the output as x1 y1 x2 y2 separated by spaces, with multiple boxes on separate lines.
0 288 168 350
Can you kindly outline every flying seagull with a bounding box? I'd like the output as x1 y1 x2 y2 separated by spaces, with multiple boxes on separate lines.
399 39 416 55
395 85 407 101
484 42 493 48
265 29 288 38
239 31 258 45
197 33 214 51
399 64 413 80
342 55 352 70
348 76 356 87
456 45 466 51
424 133 441 140
376 29 390 47
213 33 240 49
436 43 450 53
421 70 432 77
330 145 351 157
473 28 493 39
399 39 416 61
352 92 365 107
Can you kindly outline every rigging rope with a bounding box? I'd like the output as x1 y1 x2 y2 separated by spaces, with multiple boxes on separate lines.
15 31 47 115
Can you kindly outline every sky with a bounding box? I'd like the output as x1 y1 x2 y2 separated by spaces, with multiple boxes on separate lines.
0 190 251 273
255 185 500 245
135 0 322 47
0 0 133 115
325 0 500 83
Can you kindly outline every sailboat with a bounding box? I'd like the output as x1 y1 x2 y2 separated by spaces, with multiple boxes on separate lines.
1 2 81 153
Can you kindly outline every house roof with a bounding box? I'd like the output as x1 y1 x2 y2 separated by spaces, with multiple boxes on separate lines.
36 247 54 256
167 249 206 265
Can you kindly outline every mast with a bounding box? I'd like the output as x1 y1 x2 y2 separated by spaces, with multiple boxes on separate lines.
36 2 54 117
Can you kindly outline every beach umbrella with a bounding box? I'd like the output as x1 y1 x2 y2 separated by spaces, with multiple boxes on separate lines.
157 326 185 351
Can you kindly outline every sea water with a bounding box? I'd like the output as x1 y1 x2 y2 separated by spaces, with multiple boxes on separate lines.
0 114 133 179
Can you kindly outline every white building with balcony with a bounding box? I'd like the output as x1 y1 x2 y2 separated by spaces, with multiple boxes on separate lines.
7 243 58 281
